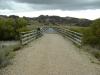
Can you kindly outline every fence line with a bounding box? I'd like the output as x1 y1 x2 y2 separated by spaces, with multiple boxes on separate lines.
19 26 83 46
54 27 83 46
20 29 42 45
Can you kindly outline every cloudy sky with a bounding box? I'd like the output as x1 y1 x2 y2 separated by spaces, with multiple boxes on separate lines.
0 0 100 20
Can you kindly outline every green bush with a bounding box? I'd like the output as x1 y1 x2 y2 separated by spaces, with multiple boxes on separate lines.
83 29 95 45
83 19 100 47
69 23 100 48
0 17 28 40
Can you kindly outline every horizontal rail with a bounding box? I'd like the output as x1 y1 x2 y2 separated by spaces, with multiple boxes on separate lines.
20 29 42 45
54 27 83 46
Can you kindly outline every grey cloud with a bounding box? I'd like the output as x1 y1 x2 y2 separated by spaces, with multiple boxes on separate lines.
0 0 100 10
13 0 100 10
0 0 12 9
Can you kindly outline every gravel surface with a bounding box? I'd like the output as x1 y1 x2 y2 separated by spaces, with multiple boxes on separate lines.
0 33 100 75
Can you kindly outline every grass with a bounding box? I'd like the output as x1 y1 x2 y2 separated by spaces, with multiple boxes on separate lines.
68 26 89 34
82 45 100 63
0 44 21 68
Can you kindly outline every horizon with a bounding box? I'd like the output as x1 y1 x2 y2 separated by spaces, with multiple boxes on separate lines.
0 14 100 20
0 0 100 20
1 9 100 20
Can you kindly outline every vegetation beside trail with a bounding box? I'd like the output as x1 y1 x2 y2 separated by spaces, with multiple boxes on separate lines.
0 15 43 68
0 15 26 68
69 19 100 48
68 26 89 34
68 19 100 61
0 15 29 40
0 44 21 68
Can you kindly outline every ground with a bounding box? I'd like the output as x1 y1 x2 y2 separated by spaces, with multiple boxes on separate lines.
0 33 100 75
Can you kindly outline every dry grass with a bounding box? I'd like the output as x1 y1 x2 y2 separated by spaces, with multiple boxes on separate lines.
0 44 21 68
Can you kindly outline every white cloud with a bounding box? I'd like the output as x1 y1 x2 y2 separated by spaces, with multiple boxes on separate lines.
1 9 99 20
0 9 13 15
0 1 100 20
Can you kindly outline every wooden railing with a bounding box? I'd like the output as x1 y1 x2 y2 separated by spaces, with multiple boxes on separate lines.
20 29 42 45
20 26 83 46
54 27 83 46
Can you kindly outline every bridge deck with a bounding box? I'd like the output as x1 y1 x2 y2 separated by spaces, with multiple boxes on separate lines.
0 33 100 75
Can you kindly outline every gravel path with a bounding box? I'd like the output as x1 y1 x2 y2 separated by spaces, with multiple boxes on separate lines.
0 33 100 75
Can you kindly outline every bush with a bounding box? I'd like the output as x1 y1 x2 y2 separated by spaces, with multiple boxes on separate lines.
0 17 28 40
82 19 100 48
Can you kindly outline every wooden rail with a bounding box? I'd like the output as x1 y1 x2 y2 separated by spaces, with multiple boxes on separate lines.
20 29 42 45
19 26 83 46
54 27 83 46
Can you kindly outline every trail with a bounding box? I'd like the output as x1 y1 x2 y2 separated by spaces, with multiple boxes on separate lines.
0 33 100 75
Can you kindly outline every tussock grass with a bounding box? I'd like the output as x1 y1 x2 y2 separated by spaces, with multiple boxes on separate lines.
0 44 21 68
82 46 100 62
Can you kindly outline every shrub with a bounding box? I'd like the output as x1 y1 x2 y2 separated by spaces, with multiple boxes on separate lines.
82 19 100 48
0 17 28 40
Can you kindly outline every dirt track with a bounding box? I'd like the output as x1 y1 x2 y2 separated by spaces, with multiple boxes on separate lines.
0 33 100 75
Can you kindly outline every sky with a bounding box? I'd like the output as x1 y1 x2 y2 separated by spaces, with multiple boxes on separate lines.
0 0 100 20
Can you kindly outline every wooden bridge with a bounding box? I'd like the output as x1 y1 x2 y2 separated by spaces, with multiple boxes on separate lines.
0 26 100 75
20 26 83 46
